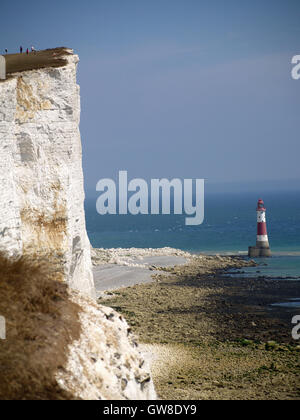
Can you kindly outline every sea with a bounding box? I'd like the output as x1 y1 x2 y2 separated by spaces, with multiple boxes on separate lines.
85 190 300 284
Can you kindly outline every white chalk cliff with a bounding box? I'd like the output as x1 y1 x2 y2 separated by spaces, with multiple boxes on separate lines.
0 49 156 400
0 49 94 297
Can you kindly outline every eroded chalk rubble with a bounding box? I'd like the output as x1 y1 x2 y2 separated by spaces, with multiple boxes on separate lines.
91 246 193 267
57 290 156 400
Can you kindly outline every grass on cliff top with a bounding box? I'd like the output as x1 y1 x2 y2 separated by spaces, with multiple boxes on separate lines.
0 253 81 400
4 47 72 75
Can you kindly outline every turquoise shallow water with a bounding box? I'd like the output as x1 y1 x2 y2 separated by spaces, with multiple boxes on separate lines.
222 256 300 306
85 190 300 279
223 256 300 280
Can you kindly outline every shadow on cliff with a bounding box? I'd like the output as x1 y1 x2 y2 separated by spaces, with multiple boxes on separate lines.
0 253 81 400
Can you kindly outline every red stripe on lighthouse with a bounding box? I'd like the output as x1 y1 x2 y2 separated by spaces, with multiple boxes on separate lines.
257 222 267 236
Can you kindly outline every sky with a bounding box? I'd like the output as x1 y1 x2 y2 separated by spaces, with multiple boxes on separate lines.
1 0 300 195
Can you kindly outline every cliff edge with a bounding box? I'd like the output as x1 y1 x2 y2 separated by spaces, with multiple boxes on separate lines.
0 48 156 399
0 48 94 297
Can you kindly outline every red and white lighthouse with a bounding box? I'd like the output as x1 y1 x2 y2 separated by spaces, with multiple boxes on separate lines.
248 198 271 257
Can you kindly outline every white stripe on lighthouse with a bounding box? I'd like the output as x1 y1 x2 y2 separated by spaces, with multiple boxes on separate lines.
257 235 268 242
257 211 266 223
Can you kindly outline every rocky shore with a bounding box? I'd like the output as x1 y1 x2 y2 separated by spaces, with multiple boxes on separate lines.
97 251 300 400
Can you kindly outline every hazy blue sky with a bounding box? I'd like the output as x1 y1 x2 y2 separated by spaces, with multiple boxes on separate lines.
1 0 300 194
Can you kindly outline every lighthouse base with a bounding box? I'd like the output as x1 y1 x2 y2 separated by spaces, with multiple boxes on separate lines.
248 246 272 258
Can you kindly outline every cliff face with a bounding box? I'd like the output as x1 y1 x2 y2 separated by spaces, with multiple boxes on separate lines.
0 50 94 297
0 50 156 399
